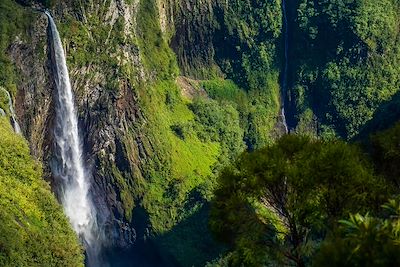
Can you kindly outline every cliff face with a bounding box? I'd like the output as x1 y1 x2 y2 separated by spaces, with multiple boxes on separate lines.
10 0 147 248
5 0 284 264
167 0 217 78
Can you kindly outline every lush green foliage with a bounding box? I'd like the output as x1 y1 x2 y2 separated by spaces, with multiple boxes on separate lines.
52 4 282 257
370 122 400 188
174 0 284 149
156 205 226 267
0 0 32 95
290 0 400 138
57 0 136 93
210 135 390 266
0 117 83 266
187 98 245 168
314 200 400 267
212 0 283 147
4 0 400 266
201 78 279 150
215 0 282 92
137 0 179 79
138 81 220 232
134 0 278 243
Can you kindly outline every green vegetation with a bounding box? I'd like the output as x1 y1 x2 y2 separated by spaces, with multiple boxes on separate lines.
212 0 283 149
209 125 400 266
57 1 134 93
131 1 283 265
0 0 33 95
137 0 179 79
215 0 282 92
370 122 400 188
173 0 284 148
0 117 83 266
117 1 398 265
3 0 400 266
290 0 400 138
138 80 220 232
314 200 400 267
187 98 245 168
0 2 84 266
210 135 390 266
201 78 280 150
46 4 284 259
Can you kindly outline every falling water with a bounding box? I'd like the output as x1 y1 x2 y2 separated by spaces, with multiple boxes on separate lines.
45 11 100 265
0 87 21 134
281 0 289 134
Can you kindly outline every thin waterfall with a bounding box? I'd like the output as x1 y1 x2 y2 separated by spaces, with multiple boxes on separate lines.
0 87 21 134
45 11 100 265
281 0 289 134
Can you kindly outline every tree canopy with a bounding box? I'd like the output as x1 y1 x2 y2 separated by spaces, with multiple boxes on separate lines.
210 135 390 266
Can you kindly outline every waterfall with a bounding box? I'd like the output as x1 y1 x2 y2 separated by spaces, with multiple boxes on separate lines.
281 0 289 134
0 87 21 134
45 11 100 265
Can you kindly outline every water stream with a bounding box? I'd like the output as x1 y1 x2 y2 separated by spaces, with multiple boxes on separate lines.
45 11 100 266
281 0 289 133
0 87 21 134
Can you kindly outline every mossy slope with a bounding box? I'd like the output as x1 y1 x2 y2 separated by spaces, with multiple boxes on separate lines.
0 117 84 267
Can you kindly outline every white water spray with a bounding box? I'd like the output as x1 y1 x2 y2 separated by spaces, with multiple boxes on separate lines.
0 87 21 134
281 0 289 134
45 12 99 258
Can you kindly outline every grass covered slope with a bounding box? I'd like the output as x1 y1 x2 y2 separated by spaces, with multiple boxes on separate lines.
133 1 248 264
0 117 83 267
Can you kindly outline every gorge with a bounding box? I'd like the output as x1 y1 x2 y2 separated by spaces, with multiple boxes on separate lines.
1 0 400 266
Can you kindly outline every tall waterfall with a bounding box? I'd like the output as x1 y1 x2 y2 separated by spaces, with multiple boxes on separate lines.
281 0 289 134
0 87 21 134
45 12 100 264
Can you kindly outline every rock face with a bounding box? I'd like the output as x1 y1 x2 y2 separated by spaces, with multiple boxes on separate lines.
10 13 53 162
7 0 283 255
9 0 223 249
9 0 148 248
167 0 217 78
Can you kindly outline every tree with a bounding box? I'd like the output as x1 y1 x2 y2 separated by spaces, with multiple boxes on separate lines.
210 135 389 266
313 199 400 267
370 122 400 188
